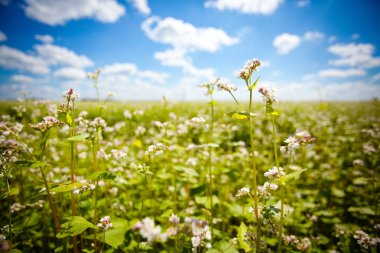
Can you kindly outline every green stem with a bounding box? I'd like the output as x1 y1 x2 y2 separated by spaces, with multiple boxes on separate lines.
278 150 293 251
208 94 214 235
248 89 261 252
6 176 13 248
229 91 240 106
137 174 148 251
92 139 99 251
39 132 61 235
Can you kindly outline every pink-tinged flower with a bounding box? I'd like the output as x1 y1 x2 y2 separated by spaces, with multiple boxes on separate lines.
236 58 261 80
97 216 113 231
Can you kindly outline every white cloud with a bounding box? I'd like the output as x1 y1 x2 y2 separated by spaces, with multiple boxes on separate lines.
35 34 54 44
204 0 283 15
101 62 170 84
34 44 93 68
303 31 324 41
328 43 380 68
0 30 7 42
53 67 87 79
24 0 125 26
318 68 366 78
142 16 235 78
372 73 380 81
102 63 138 75
297 0 310 7
142 16 239 53
10 74 36 83
128 0 151 15
273 33 301 54
0 45 49 74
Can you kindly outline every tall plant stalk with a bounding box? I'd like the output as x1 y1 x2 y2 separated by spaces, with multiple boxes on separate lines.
208 92 215 234
248 88 261 252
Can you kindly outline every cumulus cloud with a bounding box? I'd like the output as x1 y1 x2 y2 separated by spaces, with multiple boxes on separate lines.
53 67 87 79
142 16 236 78
0 30 7 42
35 34 54 44
318 68 366 78
0 45 49 74
24 0 125 26
10 74 36 83
34 44 93 68
204 0 283 15
142 16 239 53
101 62 170 84
273 33 301 54
128 0 151 15
328 43 380 68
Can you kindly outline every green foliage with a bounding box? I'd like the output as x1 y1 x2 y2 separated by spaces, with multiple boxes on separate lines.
57 216 97 238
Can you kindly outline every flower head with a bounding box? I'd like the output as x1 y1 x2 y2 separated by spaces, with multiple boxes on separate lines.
235 187 250 198
97 216 113 231
29 116 64 133
264 166 285 179
258 86 278 104
63 88 80 102
87 69 101 81
236 58 261 80
216 80 237 93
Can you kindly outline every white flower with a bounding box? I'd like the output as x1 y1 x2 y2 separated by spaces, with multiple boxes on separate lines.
145 143 167 157
97 216 113 231
169 213 180 225
264 166 285 179
216 80 237 93
134 217 167 243
191 236 201 247
236 58 261 80
63 88 80 102
235 187 250 198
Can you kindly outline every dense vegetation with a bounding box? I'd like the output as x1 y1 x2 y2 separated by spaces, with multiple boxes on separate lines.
0 73 379 252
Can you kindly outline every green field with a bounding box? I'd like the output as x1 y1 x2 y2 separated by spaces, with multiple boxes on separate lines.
0 97 379 252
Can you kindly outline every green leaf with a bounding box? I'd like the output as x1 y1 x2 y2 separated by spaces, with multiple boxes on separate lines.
198 143 219 149
190 184 207 196
88 172 118 181
249 77 260 91
206 240 239 253
66 113 72 126
238 222 251 252
195 195 219 209
353 177 368 185
174 166 199 177
226 111 257 120
98 218 128 249
348 207 375 215
57 216 97 238
50 182 86 193
208 100 216 106
67 133 90 142
284 169 307 182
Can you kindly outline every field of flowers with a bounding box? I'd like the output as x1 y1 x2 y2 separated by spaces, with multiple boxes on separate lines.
0 61 379 253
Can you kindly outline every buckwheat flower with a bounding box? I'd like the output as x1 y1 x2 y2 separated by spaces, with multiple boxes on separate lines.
258 182 278 198
258 86 278 104
192 236 201 247
63 88 80 102
169 213 180 225
134 217 167 243
295 130 316 144
284 136 300 151
186 158 198 167
236 58 261 80
264 166 285 179
282 234 299 245
145 143 167 157
110 149 126 160
123 110 132 119
216 80 237 93
235 187 250 198
296 238 311 251
353 159 364 166
107 91 115 97
375 224 380 230
98 216 113 231
0 234 5 242
354 230 372 249
189 117 206 127
29 116 64 133
199 79 217 96
87 69 100 80
363 143 376 154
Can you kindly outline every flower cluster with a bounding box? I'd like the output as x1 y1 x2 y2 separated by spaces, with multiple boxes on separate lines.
97 216 113 231
191 218 212 251
63 88 80 102
199 79 217 96
87 69 101 81
258 86 278 104
29 116 63 133
283 234 311 251
258 182 278 199
236 58 261 80
73 180 96 195
189 117 206 127
354 230 380 249
216 80 237 93
235 187 250 198
264 166 285 180
133 217 167 243
145 143 168 157
281 130 315 153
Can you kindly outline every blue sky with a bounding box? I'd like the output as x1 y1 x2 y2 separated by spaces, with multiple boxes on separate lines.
0 0 380 101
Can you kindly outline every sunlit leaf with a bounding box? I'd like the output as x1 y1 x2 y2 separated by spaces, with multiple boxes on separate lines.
57 216 97 238
226 111 257 120
98 218 128 249
67 133 90 142
348 207 375 215
66 112 72 126
237 222 251 252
